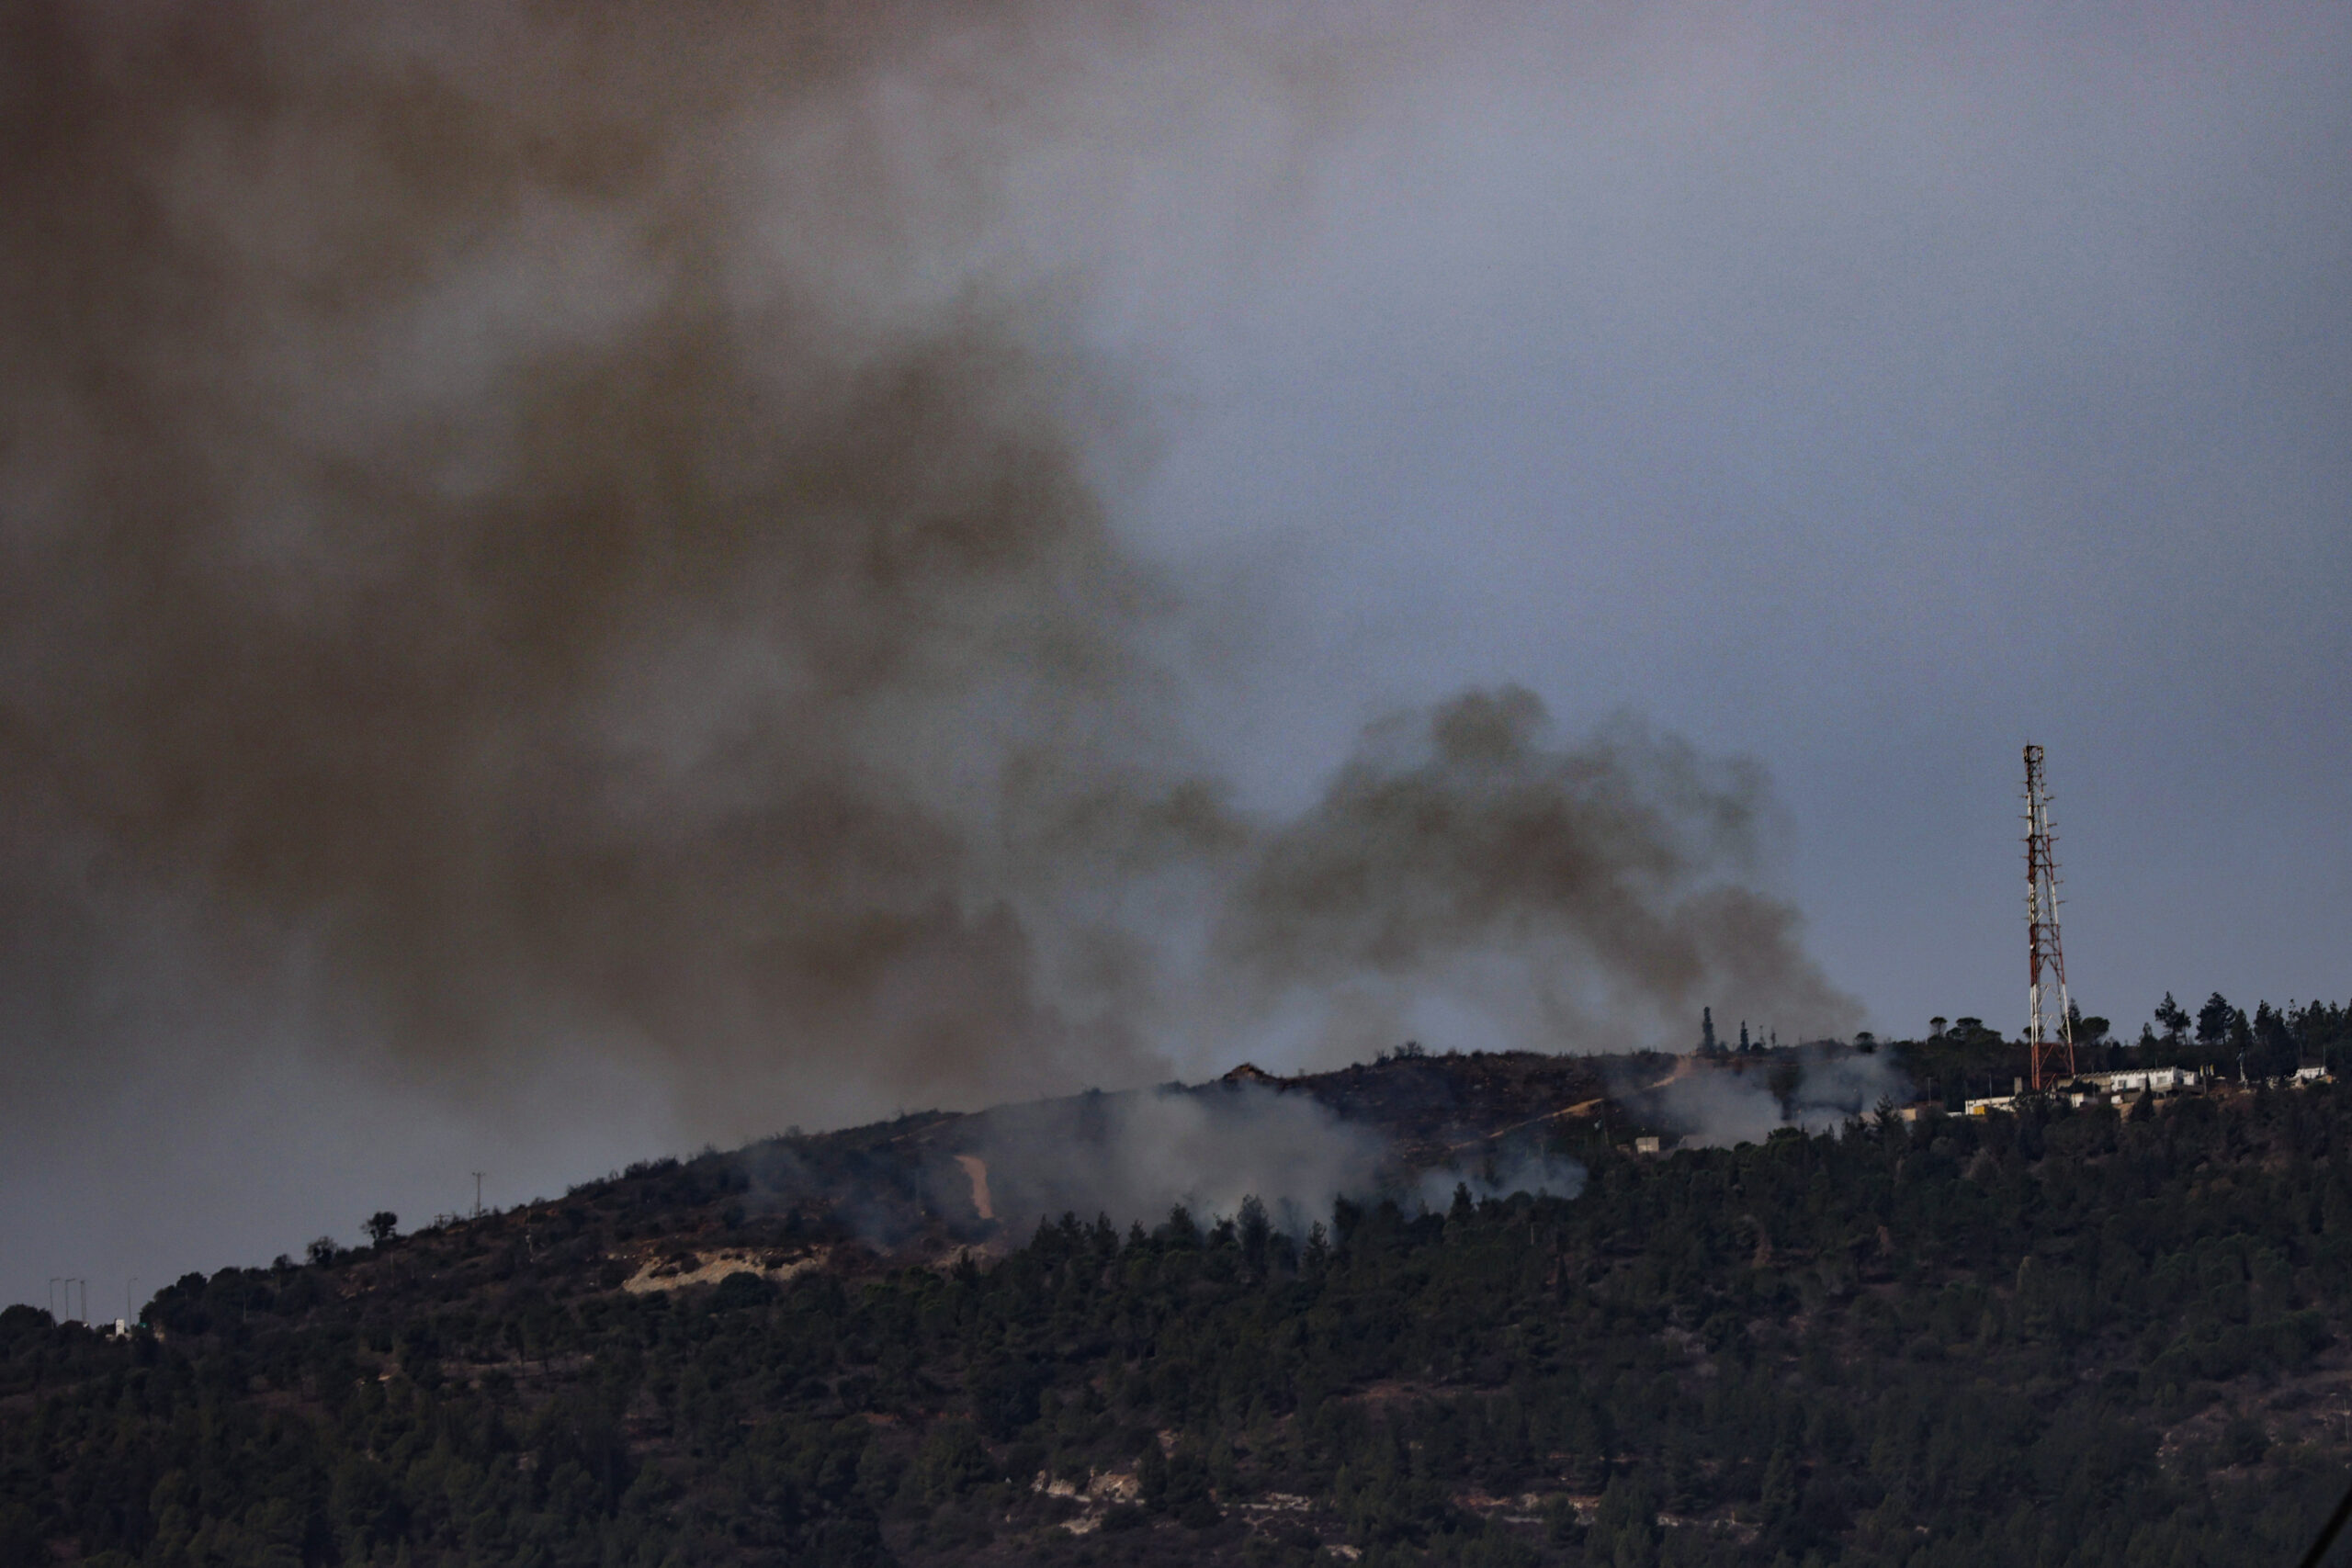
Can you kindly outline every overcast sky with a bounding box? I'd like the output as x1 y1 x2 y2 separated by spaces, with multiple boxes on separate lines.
4 2 2347 1311
1122 5 2352 1033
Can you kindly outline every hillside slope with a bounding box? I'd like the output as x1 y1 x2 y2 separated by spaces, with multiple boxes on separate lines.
7 1048 2352 1566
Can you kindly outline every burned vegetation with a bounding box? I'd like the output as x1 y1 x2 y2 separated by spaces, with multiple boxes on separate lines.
10 1046 2352 1566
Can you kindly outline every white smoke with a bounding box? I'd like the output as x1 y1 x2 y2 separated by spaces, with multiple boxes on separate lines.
1413 1145 1588 1213
961 1080 1390 1235
1650 1045 1909 1148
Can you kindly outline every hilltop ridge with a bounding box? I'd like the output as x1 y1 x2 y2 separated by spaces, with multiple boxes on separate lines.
273 1045 1775 1303
10 1030 2352 1566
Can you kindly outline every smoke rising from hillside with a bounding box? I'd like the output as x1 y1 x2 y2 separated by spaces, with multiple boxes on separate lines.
954 1082 1586 1242
0 0 1854 1184
962 1084 1388 1239
1647 1046 1911 1149
1 2 1189 1137
1411 1147 1589 1214
1216 688 1860 1053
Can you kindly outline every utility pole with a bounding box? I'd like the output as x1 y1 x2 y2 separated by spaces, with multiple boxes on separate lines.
2024 744 2075 1090
472 1172 485 1219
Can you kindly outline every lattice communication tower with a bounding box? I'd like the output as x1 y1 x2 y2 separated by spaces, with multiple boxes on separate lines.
2023 743 2073 1089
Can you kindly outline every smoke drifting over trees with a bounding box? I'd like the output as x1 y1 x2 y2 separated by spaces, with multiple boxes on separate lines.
960 1084 1391 1243
1216 689 1858 1054
0 1 1852 1173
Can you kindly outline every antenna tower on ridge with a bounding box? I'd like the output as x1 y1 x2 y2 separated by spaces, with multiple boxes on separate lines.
2023 743 2073 1089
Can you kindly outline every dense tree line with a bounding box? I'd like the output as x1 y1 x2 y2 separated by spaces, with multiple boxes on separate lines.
8 1045 2352 1566
1901 995 2352 1109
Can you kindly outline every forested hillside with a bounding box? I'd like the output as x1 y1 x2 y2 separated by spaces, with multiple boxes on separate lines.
9 1026 2352 1567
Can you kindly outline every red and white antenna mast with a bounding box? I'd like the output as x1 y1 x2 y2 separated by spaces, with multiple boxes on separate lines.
2023 743 2073 1089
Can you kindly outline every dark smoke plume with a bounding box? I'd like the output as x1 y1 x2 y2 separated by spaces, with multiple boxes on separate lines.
1211 688 1860 1052
1 3 1191 1134
0 2 1853 1156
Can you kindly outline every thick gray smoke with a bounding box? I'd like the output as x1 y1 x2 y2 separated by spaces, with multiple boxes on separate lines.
0 2 1853 1183
955 1081 1585 1242
1213 688 1860 1054
1645 1046 1911 1149
960 1083 1388 1239
1411 1147 1589 1215
1 3 1195 1138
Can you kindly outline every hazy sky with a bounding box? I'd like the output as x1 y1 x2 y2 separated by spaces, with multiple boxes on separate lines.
1125 6 2352 1028
4 2 2347 1311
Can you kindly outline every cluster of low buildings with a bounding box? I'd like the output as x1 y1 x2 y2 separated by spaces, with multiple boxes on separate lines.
1963 1063 2329 1116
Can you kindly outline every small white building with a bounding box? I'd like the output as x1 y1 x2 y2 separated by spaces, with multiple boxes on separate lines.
2084 1066 2199 1095
1964 1063 2221 1116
